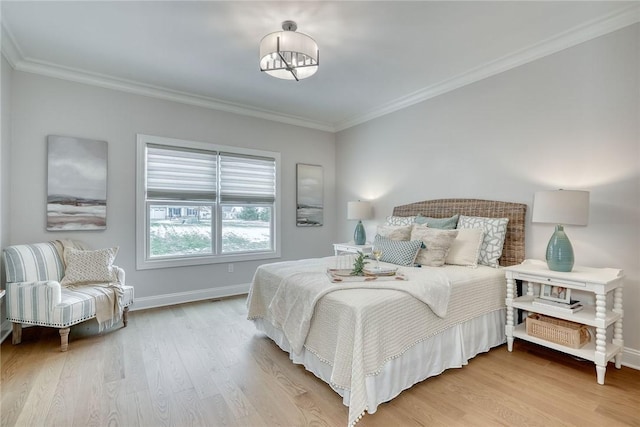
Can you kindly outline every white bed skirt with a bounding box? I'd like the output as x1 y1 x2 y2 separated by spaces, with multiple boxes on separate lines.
252 308 506 415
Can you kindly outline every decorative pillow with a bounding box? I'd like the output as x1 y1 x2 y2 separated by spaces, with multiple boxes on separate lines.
384 215 416 226
410 225 458 267
373 235 422 266
445 228 485 267
414 214 459 230
60 247 119 286
376 225 412 241
457 216 509 268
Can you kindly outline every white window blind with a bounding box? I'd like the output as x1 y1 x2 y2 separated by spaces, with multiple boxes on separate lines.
146 144 217 201
219 153 276 203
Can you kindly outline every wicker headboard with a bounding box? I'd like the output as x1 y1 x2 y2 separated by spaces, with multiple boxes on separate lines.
392 199 527 266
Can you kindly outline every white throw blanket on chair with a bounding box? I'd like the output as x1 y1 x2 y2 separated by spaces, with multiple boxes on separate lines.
57 239 125 331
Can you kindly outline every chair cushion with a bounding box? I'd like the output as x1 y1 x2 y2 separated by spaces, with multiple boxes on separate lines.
3 242 65 283
52 285 134 327
7 284 134 328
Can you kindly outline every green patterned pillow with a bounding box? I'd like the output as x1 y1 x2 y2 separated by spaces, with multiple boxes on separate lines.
373 235 422 266
60 247 119 286
414 214 459 229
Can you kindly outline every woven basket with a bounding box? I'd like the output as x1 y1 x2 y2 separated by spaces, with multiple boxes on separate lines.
526 314 591 349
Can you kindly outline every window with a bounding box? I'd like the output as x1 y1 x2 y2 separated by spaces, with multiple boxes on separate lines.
136 134 280 269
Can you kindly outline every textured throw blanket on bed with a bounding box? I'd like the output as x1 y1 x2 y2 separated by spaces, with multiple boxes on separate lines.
267 267 451 355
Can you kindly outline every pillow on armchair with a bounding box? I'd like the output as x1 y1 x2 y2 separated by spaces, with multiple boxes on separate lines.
60 246 119 286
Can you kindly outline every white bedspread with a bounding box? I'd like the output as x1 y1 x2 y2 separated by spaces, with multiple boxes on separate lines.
266 262 451 354
246 257 506 426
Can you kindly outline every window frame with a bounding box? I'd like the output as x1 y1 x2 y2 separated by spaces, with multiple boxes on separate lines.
136 134 281 270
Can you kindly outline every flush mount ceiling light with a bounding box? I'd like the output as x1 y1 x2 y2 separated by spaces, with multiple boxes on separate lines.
259 20 319 81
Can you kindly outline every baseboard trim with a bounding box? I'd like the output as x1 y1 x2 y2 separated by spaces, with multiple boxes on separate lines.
622 346 640 370
130 283 251 311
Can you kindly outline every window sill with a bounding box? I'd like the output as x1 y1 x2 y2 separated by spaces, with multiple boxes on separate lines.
136 251 281 270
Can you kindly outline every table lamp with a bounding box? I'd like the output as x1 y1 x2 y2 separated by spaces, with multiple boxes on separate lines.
532 189 589 272
347 201 373 245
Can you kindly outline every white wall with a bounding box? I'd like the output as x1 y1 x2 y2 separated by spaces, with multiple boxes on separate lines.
8 72 336 307
336 25 640 360
1 54 13 338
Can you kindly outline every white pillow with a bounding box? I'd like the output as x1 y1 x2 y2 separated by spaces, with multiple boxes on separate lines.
410 224 458 267
445 228 485 267
384 215 416 226
60 247 119 286
457 216 509 268
376 225 412 241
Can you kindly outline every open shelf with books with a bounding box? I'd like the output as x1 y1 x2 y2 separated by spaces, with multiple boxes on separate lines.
510 295 621 328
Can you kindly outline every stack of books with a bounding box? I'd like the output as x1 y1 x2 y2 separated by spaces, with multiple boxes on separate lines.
532 298 583 313
363 266 397 276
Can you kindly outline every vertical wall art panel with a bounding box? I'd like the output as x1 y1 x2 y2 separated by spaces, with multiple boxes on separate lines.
47 135 108 230
296 163 323 227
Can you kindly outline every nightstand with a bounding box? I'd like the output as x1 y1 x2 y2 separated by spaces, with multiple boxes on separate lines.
504 259 624 385
333 242 373 256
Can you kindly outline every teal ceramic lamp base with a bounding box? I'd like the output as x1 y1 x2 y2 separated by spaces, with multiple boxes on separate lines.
353 220 366 245
546 225 575 272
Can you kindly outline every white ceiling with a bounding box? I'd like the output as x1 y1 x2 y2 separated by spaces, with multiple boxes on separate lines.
2 1 639 132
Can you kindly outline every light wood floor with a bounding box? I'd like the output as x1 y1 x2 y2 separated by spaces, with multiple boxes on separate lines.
2 295 639 427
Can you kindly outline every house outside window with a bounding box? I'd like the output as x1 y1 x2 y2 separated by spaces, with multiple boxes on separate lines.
136 134 281 269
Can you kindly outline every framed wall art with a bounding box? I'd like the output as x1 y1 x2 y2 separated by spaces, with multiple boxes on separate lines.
47 135 108 231
296 163 323 227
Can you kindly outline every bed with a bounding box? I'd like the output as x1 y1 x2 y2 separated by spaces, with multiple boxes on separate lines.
247 199 526 426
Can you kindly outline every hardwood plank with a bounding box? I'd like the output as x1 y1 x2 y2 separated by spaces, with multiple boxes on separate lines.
12 350 67 426
2 296 639 427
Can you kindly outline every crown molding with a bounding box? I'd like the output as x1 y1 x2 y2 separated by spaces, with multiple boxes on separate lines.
1 21 22 69
0 24 335 133
334 4 640 132
3 4 638 134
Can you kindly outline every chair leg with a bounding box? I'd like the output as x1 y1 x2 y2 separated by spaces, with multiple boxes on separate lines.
12 323 22 345
59 328 70 352
123 306 129 327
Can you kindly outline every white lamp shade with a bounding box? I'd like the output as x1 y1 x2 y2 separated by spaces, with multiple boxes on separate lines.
347 201 373 220
532 190 589 225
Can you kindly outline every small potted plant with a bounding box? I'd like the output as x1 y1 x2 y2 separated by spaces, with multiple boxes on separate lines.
350 251 369 276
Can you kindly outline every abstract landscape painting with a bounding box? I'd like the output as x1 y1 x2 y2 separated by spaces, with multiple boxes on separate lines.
47 135 108 230
296 163 323 226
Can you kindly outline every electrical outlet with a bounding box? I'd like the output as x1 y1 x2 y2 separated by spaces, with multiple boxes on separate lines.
228 263 234 273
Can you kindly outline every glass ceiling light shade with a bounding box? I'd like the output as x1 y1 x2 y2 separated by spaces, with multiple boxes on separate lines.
260 21 319 81
532 189 590 272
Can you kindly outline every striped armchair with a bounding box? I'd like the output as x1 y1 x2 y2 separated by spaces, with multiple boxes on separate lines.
3 241 134 351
